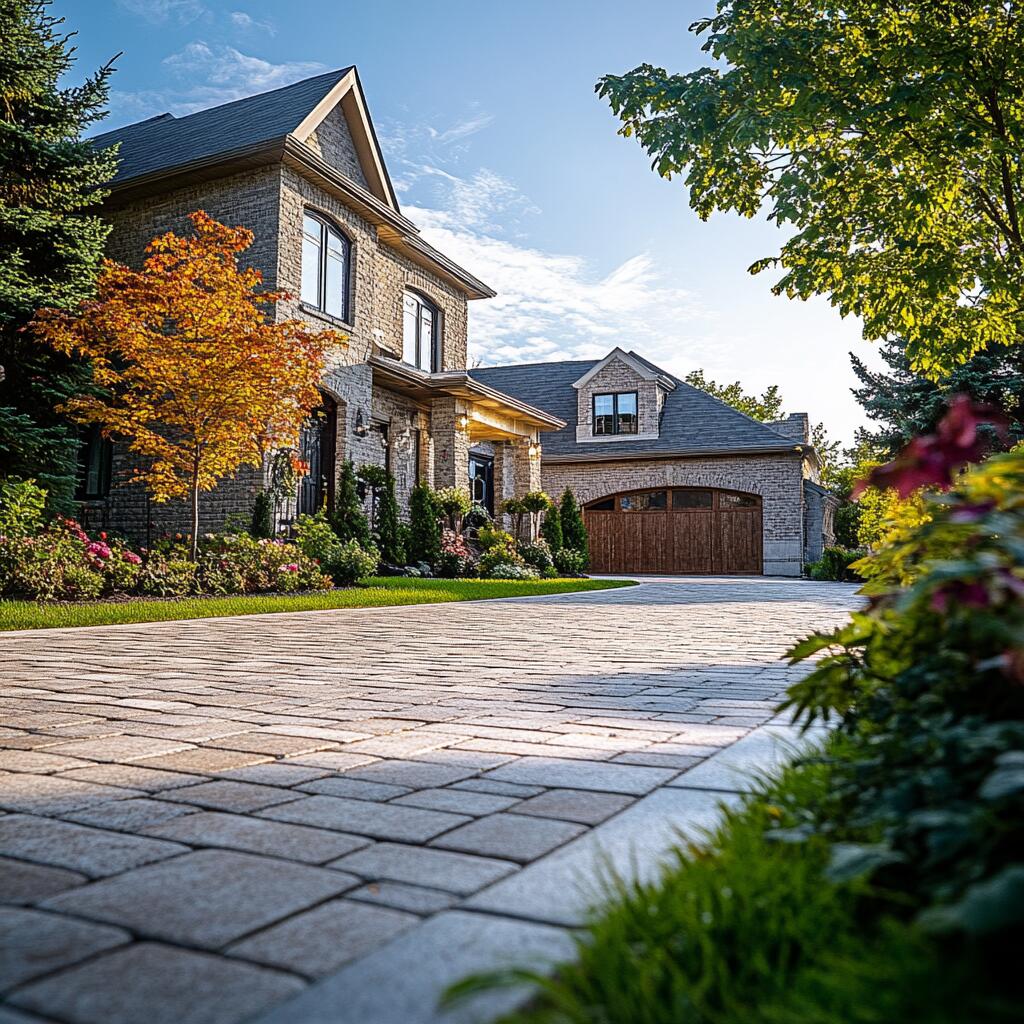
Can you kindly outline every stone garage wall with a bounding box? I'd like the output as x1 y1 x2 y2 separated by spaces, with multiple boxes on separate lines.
543 452 807 576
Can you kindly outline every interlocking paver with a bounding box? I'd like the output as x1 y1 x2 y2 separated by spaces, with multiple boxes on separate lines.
0 858 86 906
8 942 304 1024
226 899 417 977
0 578 857 1024
329 841 517 894
144 810 371 862
0 906 128 991
42 850 357 949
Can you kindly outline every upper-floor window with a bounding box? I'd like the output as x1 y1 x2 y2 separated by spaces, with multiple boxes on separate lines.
301 211 350 322
75 425 113 500
402 290 438 372
593 392 638 435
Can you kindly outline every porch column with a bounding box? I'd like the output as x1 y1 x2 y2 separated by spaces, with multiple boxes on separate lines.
491 441 510 523
431 396 471 490
512 434 542 496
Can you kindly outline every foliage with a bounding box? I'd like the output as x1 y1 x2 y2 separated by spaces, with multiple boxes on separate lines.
517 539 554 572
483 562 539 581
435 527 475 579
852 340 1024 458
0 478 47 539
0 0 118 513
435 486 472 532
294 508 378 586
32 211 339 556
407 481 441 565
501 496 527 540
355 463 388 491
540 503 563 552
463 502 493 534
478 541 526 578
520 490 553 541
553 547 588 577
477 525 516 552
598 1 1024 375
683 369 783 421
559 488 589 564
806 547 864 582
374 472 404 565
0 578 637 632
249 490 274 540
331 460 371 547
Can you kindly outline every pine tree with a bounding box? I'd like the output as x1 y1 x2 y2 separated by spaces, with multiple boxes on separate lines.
540 502 562 552
407 481 440 565
0 1 118 511
375 472 405 565
330 460 371 546
559 488 588 557
851 340 1024 457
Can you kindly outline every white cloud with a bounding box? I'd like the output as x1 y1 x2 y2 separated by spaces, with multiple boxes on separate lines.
229 10 276 35
110 43 325 122
116 0 207 23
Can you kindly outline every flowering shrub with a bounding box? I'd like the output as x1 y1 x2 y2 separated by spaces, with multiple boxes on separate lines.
477 525 515 551
517 539 554 571
436 527 476 579
483 562 539 581
294 509 378 586
553 547 587 576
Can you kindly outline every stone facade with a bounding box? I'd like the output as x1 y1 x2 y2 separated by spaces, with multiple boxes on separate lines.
542 453 808 576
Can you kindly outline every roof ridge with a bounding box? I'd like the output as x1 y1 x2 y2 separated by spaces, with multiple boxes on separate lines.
473 358 597 371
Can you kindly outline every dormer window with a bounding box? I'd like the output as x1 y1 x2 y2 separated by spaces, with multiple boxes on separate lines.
402 290 438 372
593 392 638 435
301 212 351 322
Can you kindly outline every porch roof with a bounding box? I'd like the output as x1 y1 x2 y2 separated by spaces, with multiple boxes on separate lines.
368 355 566 435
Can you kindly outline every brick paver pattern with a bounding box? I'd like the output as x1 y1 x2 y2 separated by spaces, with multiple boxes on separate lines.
0 578 855 1024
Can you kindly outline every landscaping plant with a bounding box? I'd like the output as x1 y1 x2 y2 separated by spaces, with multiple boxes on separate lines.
520 491 552 542
249 490 274 539
558 488 589 567
435 486 472 533
331 460 372 547
407 481 441 565
539 502 562 553
374 472 405 566
294 508 378 586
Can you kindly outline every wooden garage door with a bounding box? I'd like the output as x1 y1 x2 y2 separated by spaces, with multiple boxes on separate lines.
584 488 762 575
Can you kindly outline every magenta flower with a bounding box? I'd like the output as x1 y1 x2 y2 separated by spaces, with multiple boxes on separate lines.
86 541 112 560
122 551 142 565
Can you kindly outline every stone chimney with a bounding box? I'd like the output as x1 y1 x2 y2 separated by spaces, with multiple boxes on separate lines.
768 412 809 444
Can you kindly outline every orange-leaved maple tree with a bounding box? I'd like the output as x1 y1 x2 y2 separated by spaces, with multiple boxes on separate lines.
32 211 341 558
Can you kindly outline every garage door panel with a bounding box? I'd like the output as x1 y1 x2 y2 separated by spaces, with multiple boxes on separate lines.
718 509 761 574
668 512 714 573
585 512 614 573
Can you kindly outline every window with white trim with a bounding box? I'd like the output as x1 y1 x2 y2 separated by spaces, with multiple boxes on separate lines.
301 212 351 321
402 290 438 372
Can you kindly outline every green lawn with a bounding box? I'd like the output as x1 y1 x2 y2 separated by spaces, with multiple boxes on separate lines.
0 576 635 632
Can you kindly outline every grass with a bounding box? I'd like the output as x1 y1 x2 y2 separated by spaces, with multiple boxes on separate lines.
0 576 635 632
446 741 1009 1024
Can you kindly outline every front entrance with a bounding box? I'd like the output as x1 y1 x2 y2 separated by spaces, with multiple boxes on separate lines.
295 396 337 518
469 453 494 513
584 487 762 574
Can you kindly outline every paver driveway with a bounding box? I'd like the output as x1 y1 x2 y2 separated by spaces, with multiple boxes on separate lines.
0 577 857 1024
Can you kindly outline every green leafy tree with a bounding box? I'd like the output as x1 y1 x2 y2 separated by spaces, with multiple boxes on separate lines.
0 1 117 511
683 370 782 421
598 2 1024 374
852 340 1024 457
407 481 441 565
540 502 563 552
559 488 588 565
249 490 273 539
331 460 371 546
375 472 404 565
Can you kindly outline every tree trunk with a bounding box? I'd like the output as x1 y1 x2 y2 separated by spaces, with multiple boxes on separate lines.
189 452 200 561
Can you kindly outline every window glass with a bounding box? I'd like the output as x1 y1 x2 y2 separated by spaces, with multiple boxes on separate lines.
616 392 638 434
587 497 615 511
620 490 666 512
721 492 759 508
402 294 418 364
593 394 615 435
301 214 349 319
301 232 321 306
324 248 346 318
402 292 437 371
418 306 434 370
673 489 713 509
75 426 112 500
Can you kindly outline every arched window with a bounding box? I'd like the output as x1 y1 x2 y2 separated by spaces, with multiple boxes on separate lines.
301 211 351 321
402 290 438 372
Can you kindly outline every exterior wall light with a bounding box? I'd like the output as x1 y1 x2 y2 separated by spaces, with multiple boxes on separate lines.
353 409 368 437
457 414 470 429
528 443 540 457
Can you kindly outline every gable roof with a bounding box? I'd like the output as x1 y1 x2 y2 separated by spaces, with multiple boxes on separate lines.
469 353 806 461
91 67 399 210
571 347 675 390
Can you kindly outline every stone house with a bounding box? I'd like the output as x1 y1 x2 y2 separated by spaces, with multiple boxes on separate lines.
471 349 837 575
79 68 833 575
80 67 562 542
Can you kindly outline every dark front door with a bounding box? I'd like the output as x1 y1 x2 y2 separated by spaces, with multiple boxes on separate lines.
584 488 762 575
295 398 337 517
469 453 494 514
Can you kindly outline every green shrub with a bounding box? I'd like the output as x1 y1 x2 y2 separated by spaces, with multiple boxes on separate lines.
329 538 379 586
0 478 47 539
332 460 371 546
139 557 197 597
295 508 377 585
559 488 588 565
435 486 472 532
483 562 539 581
375 473 405 564
540 503 562 552
477 525 515 551
517 539 553 571
478 541 524 577
249 490 274 539
553 547 587 576
806 546 865 581
501 496 527 540
408 482 441 564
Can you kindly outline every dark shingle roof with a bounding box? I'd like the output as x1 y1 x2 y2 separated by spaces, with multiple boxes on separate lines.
92 68 353 185
470 354 801 459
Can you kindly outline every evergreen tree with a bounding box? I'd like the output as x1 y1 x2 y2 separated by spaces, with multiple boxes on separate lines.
851 340 1024 457
330 460 371 546
407 481 440 565
0 1 118 511
540 502 562 552
375 472 405 565
559 488 588 558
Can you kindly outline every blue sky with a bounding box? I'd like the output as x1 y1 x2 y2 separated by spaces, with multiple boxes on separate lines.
57 0 883 445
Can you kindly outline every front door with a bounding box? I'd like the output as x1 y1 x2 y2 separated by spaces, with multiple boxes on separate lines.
295 398 337 517
469 453 494 514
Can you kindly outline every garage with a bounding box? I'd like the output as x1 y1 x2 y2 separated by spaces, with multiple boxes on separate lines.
583 487 763 575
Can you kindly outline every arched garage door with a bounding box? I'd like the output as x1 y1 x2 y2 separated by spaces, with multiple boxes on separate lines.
584 487 762 575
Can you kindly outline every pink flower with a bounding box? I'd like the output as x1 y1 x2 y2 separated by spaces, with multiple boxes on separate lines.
855 396 1009 499
122 551 142 565
86 541 112 560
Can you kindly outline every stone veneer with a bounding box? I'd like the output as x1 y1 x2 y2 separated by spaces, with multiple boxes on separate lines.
542 453 807 576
